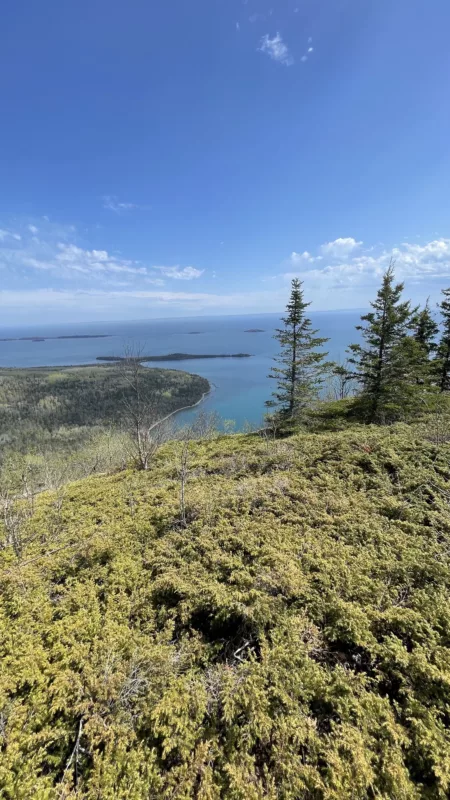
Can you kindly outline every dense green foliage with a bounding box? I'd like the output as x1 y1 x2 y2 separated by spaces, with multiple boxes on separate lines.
2 419 450 798
348 264 418 422
266 279 329 422
0 365 209 445
0 365 209 489
436 288 450 392
413 300 438 357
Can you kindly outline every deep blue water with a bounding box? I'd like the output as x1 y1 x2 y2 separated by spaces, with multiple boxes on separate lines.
0 312 362 429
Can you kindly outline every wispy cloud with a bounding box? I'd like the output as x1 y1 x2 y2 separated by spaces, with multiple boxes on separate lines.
259 33 293 66
236 21 240 31
55 244 150 276
102 195 150 214
153 265 204 281
0 221 206 290
3 216 449 323
0 229 21 242
249 9 273 23
300 38 314 63
145 277 165 286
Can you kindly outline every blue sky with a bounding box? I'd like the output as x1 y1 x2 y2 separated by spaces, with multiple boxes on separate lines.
1 0 450 325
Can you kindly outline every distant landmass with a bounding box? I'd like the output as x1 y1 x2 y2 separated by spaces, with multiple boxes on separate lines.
0 334 112 342
97 352 252 363
187 331 203 335
244 328 265 333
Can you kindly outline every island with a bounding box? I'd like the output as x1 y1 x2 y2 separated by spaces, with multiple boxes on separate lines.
244 328 265 333
97 352 252 362
0 334 112 342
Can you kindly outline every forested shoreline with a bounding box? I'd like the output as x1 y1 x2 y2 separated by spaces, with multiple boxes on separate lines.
0 364 209 492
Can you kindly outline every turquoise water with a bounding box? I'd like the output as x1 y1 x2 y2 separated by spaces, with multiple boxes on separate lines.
0 312 362 429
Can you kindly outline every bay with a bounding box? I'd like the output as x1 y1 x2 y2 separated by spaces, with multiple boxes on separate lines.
0 311 362 429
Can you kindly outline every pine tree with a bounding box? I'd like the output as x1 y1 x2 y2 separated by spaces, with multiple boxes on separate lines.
348 261 414 423
413 299 438 356
266 278 329 423
409 299 439 387
436 288 450 392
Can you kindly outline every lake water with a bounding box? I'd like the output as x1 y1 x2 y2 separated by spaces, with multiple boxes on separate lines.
0 312 362 429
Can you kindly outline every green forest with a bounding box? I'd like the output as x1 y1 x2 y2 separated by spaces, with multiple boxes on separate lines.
0 364 209 490
1 267 450 798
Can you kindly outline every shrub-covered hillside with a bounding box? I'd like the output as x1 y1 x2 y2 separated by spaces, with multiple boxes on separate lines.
1 424 450 798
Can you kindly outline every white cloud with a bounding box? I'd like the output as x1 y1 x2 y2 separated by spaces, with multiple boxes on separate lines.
28 224 39 234
0 229 21 242
289 250 315 264
54 243 149 276
0 232 151 282
236 21 240 31
300 40 315 62
102 195 146 213
0 223 207 289
320 237 363 258
259 33 293 66
392 239 450 278
276 237 450 299
4 216 450 322
153 265 204 281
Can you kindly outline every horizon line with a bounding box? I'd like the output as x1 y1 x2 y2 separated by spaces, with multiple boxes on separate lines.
0 307 369 331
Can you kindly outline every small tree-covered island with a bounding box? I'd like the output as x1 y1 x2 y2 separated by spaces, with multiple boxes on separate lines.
2 266 450 798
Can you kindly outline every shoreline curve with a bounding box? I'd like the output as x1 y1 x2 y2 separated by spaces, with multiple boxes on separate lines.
148 387 212 432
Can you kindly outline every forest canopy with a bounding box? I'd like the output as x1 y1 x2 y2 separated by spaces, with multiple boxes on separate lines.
0 364 209 489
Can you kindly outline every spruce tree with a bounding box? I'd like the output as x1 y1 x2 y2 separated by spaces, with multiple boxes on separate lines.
413 299 438 356
348 262 414 423
266 278 329 422
436 288 450 392
410 299 439 387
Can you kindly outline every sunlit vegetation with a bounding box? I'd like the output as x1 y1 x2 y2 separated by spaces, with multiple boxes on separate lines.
1 419 450 797
2 271 450 797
